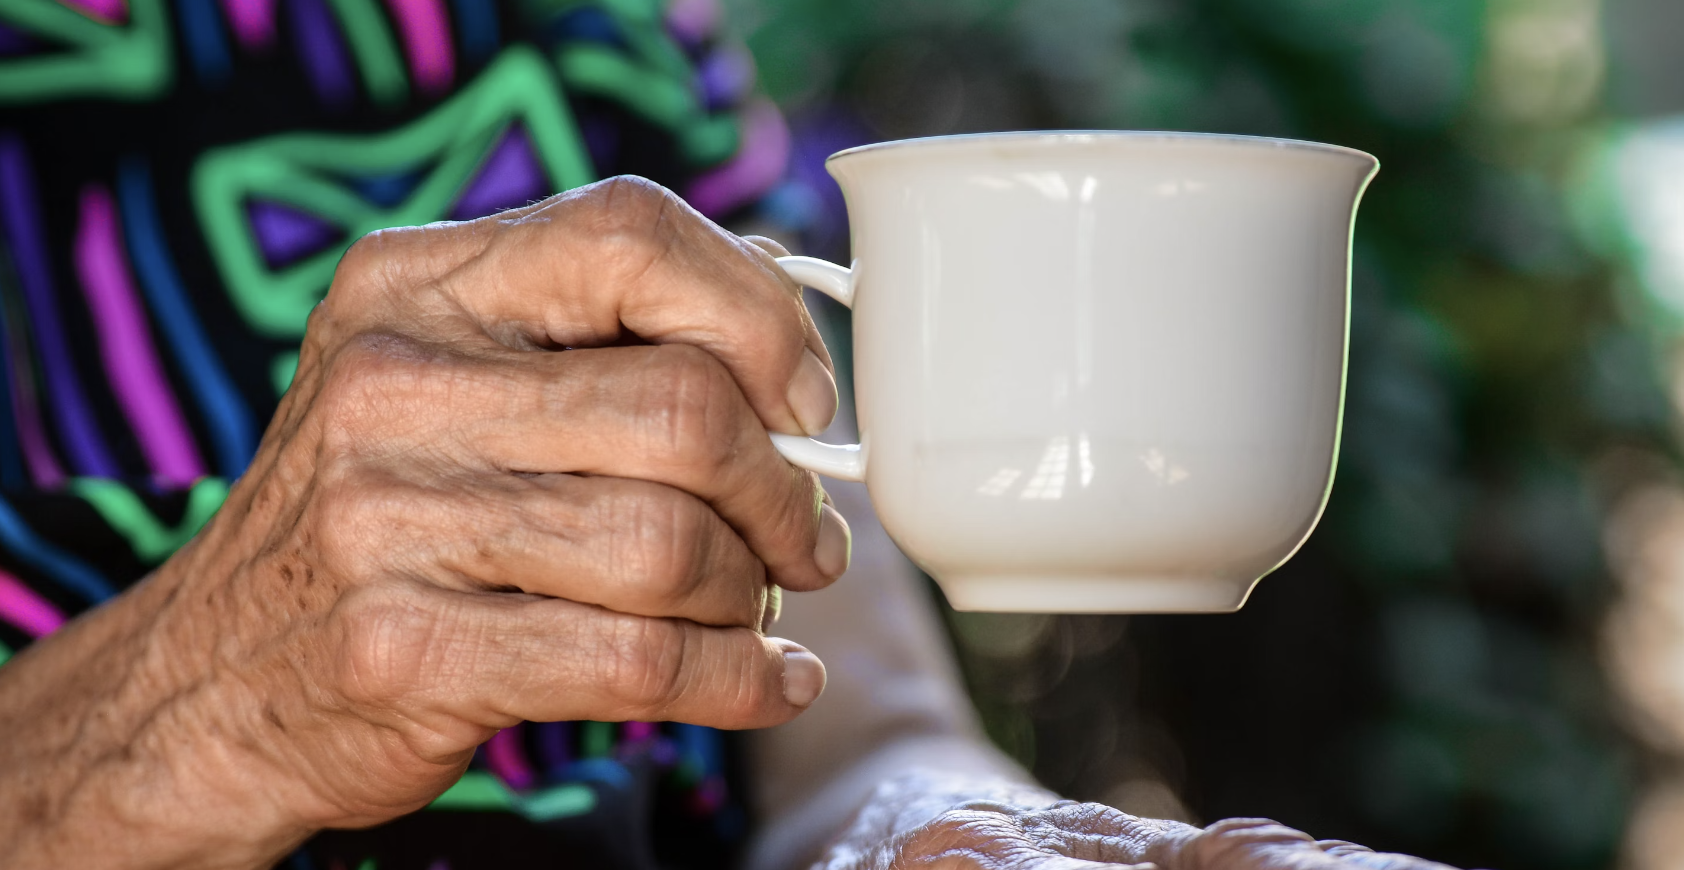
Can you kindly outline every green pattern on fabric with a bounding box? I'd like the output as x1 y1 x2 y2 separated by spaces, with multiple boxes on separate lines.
192 46 595 339
432 771 518 810
520 783 596 820
69 477 229 565
556 45 694 129
323 0 408 108
581 721 614 758
538 0 738 166
428 770 597 820
0 640 11 667
0 0 172 102
355 860 376 870
555 46 738 165
679 116 741 166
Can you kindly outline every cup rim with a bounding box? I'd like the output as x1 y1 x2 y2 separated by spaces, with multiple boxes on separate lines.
826 130 1378 168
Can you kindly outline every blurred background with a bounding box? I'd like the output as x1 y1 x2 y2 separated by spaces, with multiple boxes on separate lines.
715 0 1684 868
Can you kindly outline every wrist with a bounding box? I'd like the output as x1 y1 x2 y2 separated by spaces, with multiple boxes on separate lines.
0 565 312 869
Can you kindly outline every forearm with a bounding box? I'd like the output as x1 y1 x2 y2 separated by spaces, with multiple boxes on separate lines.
0 562 308 870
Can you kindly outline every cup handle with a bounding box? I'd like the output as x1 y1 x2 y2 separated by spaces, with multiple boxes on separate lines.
770 255 865 482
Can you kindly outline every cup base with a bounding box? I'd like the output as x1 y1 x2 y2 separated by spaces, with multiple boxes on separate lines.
938 574 1257 614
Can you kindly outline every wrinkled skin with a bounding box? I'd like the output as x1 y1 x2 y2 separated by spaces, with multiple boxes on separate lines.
0 176 1463 870
818 773 1467 870
0 178 849 870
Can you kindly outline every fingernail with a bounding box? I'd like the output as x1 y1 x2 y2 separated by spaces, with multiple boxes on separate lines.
786 348 837 436
776 640 826 707
814 503 851 580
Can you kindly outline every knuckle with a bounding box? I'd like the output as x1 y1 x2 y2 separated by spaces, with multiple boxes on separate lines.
328 223 481 318
638 345 742 467
303 299 334 340
333 229 389 287
313 471 406 571
332 584 439 708
327 228 413 308
1202 818 1294 838
581 176 680 278
910 808 1011 854
599 613 687 714
593 175 677 222
605 484 709 607
316 333 436 442
1186 818 1307 870
314 234 387 331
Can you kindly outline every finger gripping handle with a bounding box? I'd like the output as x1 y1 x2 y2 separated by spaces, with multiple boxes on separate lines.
773 256 864 482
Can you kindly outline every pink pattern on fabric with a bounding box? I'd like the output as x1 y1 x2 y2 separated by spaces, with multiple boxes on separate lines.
384 0 454 94
0 566 65 638
663 0 719 45
56 0 126 24
685 99 790 218
74 185 206 489
485 725 537 791
623 721 656 741
220 0 277 48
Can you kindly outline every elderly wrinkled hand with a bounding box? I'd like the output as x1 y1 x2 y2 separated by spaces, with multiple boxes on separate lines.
0 177 848 869
819 774 1462 870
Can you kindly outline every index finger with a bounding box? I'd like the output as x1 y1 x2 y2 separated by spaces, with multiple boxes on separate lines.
454 177 838 438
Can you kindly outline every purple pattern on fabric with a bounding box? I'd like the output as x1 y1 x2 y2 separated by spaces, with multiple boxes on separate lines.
663 0 718 47
221 0 275 48
0 565 64 637
577 112 621 176
697 47 754 111
1 292 65 489
486 725 537 791
75 185 206 488
787 110 873 251
0 135 120 478
61 0 126 23
449 126 545 220
536 721 572 777
758 180 823 229
288 0 356 108
384 0 454 94
0 22 35 56
686 99 789 218
248 200 341 269
622 721 655 741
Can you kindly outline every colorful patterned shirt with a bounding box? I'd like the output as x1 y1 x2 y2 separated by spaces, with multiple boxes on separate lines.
0 0 793 866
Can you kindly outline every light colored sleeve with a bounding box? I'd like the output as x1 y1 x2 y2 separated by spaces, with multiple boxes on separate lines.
741 479 1034 870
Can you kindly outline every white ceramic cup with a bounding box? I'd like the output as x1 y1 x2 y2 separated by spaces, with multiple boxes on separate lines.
769 131 1378 613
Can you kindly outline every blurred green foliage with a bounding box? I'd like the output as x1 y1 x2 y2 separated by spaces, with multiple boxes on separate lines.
729 0 1663 868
